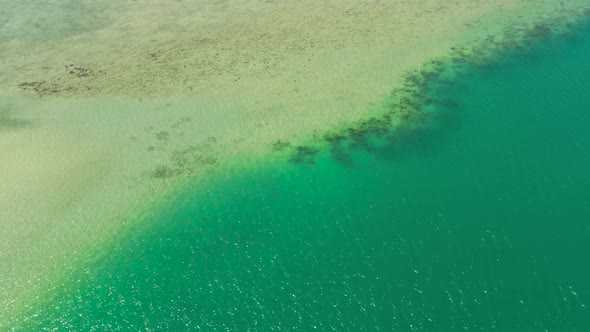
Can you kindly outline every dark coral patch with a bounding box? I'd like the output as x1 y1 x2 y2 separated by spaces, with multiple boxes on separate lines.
272 140 291 151
290 146 320 165
274 11 590 167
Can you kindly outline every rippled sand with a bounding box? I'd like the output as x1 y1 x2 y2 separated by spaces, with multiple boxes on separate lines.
1 0 588 324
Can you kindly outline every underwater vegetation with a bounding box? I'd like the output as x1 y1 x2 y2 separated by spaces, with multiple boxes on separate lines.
272 140 291 151
279 10 590 166
147 139 219 180
17 64 102 97
128 116 220 181
289 146 321 165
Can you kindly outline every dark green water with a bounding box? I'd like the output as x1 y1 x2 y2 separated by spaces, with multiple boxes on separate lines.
18 19 590 331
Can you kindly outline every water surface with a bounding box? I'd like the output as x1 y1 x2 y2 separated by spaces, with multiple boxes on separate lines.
16 18 590 332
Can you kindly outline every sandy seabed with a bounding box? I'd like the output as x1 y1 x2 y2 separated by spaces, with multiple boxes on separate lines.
1 0 588 325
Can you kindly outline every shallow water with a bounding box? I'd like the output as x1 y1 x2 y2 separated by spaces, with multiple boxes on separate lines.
15 18 590 332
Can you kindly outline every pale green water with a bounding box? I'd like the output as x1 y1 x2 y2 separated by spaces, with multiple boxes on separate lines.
12 16 590 332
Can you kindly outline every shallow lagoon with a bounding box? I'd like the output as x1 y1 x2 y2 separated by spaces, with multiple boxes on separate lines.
12 15 590 331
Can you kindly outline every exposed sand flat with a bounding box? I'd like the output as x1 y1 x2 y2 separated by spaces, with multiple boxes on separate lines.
1 0 589 325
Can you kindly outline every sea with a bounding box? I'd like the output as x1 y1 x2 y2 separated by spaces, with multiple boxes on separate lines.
13 13 590 332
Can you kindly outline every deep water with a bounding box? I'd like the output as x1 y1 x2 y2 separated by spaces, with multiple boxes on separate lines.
18 19 590 331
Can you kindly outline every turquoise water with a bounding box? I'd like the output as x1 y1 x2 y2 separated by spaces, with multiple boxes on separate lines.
16 20 590 331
